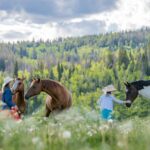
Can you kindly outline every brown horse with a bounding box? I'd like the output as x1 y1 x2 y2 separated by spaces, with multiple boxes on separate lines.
25 79 72 117
11 78 26 113
124 80 150 107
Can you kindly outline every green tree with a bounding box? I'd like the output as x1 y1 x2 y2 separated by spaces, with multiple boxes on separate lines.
13 61 19 77
0 59 5 71
50 69 55 80
117 49 129 69
57 63 64 81
32 50 37 59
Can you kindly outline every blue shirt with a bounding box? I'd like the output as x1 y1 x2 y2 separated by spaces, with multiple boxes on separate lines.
98 94 124 111
2 87 16 109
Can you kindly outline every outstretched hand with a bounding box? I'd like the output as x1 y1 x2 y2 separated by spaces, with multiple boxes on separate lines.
125 100 131 104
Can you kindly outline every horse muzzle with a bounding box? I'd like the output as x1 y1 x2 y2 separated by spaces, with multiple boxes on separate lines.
126 100 132 107
126 103 131 107
11 88 16 94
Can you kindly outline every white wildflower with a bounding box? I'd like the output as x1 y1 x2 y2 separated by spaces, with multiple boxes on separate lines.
98 124 109 131
32 137 44 150
87 131 93 136
16 119 22 124
117 141 124 148
119 120 133 134
58 123 62 126
43 117 48 121
2 129 6 133
28 127 35 133
62 130 71 139
32 112 35 115
32 137 40 144
108 119 113 124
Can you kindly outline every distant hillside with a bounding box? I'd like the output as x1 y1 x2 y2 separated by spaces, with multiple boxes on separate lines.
0 27 150 73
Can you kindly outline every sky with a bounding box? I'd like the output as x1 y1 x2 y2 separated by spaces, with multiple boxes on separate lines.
0 0 150 42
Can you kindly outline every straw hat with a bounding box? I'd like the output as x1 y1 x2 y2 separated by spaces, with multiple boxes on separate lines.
2 77 13 93
102 84 116 93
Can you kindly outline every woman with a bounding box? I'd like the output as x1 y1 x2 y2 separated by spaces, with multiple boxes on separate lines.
2 77 16 110
97 84 131 120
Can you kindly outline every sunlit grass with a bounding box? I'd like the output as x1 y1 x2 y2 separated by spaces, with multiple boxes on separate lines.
0 107 150 150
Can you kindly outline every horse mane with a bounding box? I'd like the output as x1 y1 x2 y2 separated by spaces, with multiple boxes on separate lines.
42 79 64 90
131 80 150 90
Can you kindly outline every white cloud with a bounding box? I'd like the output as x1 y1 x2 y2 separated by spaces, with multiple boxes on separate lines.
0 0 150 42
81 0 150 32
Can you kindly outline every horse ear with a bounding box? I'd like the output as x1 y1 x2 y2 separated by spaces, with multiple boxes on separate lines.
37 78 40 83
32 78 36 81
21 76 26 81
124 82 131 87
127 82 131 87
124 82 128 86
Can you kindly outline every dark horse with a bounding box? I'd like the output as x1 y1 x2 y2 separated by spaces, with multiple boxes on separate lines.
11 78 26 114
125 80 150 107
25 79 72 117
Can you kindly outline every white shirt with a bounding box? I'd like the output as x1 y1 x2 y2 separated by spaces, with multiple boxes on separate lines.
98 94 124 111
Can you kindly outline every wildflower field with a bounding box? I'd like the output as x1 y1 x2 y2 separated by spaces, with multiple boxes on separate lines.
0 107 149 150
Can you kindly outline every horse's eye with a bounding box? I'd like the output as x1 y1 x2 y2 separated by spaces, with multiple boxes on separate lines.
18 82 21 85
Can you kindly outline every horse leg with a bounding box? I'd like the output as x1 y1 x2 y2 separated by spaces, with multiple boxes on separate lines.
45 95 52 117
45 105 51 117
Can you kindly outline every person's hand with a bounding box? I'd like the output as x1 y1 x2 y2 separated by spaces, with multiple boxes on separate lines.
125 100 131 104
11 105 18 111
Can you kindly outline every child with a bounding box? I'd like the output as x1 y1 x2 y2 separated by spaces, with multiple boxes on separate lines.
98 85 131 120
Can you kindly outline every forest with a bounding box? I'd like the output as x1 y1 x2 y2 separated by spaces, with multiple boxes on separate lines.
0 27 150 119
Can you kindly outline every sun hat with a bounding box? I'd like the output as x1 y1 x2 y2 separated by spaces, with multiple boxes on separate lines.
102 84 116 93
2 77 13 93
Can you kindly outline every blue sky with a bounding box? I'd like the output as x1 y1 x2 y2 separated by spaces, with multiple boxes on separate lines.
0 0 150 42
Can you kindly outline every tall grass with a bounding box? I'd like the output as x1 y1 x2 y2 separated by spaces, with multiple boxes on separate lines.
0 107 150 150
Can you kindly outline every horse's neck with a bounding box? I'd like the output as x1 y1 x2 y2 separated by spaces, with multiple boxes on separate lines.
138 86 150 99
41 80 59 99
42 80 56 94
15 90 25 105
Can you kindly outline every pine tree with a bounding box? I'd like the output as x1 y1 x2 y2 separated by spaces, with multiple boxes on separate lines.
57 63 61 81
118 49 129 69
32 50 37 59
13 61 18 77
68 68 72 79
142 48 150 76
0 59 5 71
50 69 55 80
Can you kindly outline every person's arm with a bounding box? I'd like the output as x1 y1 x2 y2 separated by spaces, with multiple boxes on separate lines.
112 96 130 104
4 90 16 108
113 96 126 104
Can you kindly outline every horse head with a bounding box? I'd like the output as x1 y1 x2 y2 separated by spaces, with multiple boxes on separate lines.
124 82 138 107
11 77 26 113
25 78 42 100
11 78 25 94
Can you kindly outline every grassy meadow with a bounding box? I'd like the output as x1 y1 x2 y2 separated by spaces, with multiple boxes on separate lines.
0 107 149 150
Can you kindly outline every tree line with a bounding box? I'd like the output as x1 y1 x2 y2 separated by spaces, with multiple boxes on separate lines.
0 27 150 119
